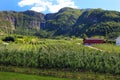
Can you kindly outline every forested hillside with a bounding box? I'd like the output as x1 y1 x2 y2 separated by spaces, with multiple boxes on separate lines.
44 7 82 36
73 9 120 38
0 7 120 38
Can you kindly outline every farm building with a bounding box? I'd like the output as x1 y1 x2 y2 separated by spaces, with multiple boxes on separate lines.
83 38 105 45
116 37 120 45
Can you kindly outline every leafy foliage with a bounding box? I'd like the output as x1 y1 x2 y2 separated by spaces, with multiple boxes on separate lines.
2 36 15 42
0 39 120 75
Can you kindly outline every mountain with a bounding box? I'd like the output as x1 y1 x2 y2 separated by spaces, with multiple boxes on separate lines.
0 10 45 35
0 7 120 38
44 7 82 36
73 9 120 38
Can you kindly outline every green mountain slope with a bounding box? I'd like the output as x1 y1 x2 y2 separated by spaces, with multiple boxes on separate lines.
0 7 120 38
73 9 120 38
44 7 82 36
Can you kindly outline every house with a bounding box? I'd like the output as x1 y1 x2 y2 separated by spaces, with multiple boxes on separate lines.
116 37 120 45
83 38 105 45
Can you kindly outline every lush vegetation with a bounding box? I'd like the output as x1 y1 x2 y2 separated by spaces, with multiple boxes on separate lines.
0 72 72 80
0 36 120 75
44 7 82 36
1 8 120 38
1 7 120 79
73 9 120 38
93 44 120 54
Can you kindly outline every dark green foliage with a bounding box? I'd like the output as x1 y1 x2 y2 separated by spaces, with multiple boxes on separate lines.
34 30 54 38
2 36 15 42
106 40 116 44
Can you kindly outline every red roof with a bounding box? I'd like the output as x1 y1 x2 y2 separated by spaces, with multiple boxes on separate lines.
84 38 103 40
83 38 105 45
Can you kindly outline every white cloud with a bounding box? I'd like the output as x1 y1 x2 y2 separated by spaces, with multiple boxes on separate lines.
18 0 39 7
18 0 78 13
48 0 77 13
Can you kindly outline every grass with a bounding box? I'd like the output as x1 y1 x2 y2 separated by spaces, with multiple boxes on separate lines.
0 72 73 80
0 36 120 79
0 66 120 80
93 44 120 53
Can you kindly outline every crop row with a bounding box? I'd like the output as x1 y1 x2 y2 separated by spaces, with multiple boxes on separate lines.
0 42 120 75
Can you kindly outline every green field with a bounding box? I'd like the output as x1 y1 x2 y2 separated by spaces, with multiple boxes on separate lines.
0 66 120 80
93 44 120 53
0 72 72 80
0 35 120 79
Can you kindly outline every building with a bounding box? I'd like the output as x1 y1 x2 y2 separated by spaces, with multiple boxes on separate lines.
83 38 105 45
116 37 120 45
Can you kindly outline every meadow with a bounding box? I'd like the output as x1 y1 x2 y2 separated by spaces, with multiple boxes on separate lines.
0 35 120 79
93 44 120 54
0 72 73 80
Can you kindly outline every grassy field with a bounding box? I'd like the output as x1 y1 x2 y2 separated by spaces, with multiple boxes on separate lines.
0 70 120 80
0 72 73 80
93 44 120 53
0 35 120 80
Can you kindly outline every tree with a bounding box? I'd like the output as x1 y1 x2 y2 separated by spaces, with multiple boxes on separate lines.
2 36 15 42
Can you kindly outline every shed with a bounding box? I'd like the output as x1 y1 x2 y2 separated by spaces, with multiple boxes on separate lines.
116 37 120 45
83 38 105 45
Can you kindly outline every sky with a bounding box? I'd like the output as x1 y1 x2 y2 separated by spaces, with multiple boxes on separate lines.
0 0 120 13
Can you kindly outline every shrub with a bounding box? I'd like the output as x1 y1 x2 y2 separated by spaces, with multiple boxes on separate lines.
106 40 115 44
2 36 15 42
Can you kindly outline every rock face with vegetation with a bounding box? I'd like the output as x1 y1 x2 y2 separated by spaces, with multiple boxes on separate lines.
0 10 45 34
0 7 120 38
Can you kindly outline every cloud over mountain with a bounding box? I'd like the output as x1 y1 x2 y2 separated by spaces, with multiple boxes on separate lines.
18 0 78 13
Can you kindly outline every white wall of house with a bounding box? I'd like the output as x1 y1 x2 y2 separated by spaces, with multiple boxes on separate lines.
116 37 120 45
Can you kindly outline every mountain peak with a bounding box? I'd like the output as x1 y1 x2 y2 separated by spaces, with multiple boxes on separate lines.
58 7 75 13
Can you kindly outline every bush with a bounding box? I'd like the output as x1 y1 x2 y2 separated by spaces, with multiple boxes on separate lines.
2 36 15 42
106 40 115 44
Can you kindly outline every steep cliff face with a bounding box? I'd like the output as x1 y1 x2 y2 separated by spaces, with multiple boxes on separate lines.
5 13 16 30
0 10 45 34
0 11 15 34
22 10 45 29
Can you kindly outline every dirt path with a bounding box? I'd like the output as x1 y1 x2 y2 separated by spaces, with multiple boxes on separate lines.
87 46 103 51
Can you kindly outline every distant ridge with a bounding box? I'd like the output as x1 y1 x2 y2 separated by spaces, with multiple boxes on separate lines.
0 7 120 38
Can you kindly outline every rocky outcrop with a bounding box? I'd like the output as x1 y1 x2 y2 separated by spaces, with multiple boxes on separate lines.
0 11 45 33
